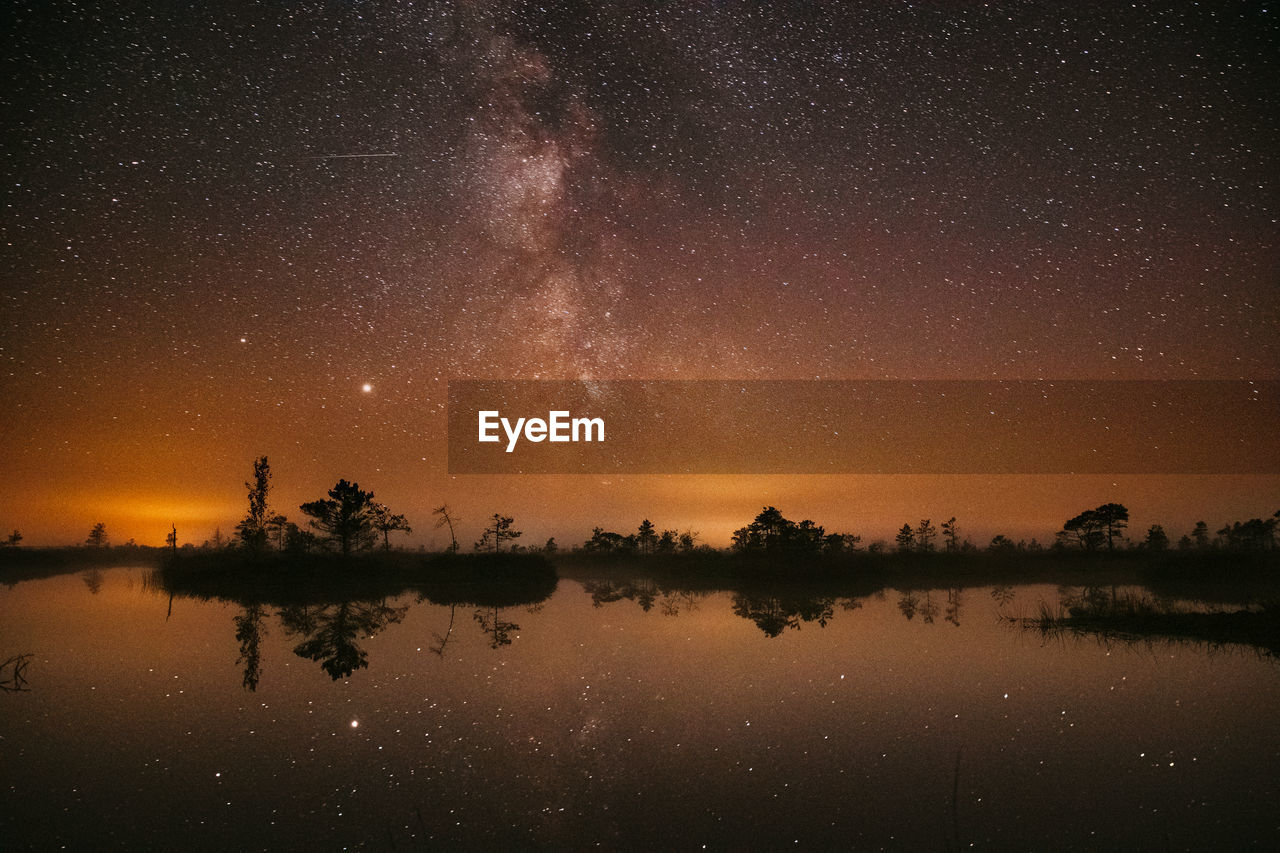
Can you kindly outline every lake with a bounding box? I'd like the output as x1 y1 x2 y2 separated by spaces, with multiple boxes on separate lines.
2 565 1278 850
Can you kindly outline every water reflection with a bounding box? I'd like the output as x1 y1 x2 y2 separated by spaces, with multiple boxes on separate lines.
148 556 560 684
416 572 557 651
5 566 1280 850
730 593 838 637
427 603 458 657
580 576 985 637
472 606 520 649
220 590 553 688
279 600 409 680
1011 585 1280 658
990 584 1017 608
919 589 940 623
147 561 1280 690
234 604 267 690
895 588 965 626
897 590 919 621
945 588 963 626
1 653 32 692
580 579 710 616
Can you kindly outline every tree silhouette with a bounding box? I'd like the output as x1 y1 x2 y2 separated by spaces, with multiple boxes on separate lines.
916 518 937 553
165 524 178 553
474 514 521 553
1143 524 1169 551
1059 510 1104 551
299 479 378 556
732 507 825 555
3 529 21 547
265 513 289 550
584 527 634 553
895 524 915 553
86 522 108 548
369 502 411 551
1094 503 1129 550
636 519 657 554
1058 503 1129 551
432 504 459 553
235 456 272 552
794 519 826 553
822 532 861 555
1191 521 1210 549
989 534 1017 553
733 506 786 551
283 522 316 553
941 517 959 553
1216 517 1277 551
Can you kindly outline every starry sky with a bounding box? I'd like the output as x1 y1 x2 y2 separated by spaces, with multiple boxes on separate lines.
3 1 1277 547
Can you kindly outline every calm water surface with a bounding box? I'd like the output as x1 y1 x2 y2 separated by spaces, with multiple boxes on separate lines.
2 566 1278 850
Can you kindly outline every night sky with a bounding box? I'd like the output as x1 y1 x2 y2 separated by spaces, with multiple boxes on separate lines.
4 1 1277 547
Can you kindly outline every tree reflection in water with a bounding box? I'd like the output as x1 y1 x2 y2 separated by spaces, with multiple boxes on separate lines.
580 579 709 617
472 606 519 649
918 590 940 624
1010 586 1280 658
990 584 1016 610
234 604 267 691
582 579 874 638
730 594 847 638
897 588 964 626
426 602 457 657
280 600 409 680
0 653 32 692
945 588 963 627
